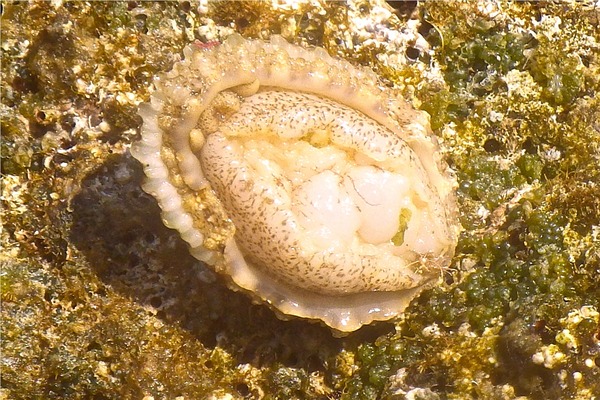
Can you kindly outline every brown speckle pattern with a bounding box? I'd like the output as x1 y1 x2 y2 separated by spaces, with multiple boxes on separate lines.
131 35 460 333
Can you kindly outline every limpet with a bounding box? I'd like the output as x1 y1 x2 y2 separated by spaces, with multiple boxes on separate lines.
131 34 460 333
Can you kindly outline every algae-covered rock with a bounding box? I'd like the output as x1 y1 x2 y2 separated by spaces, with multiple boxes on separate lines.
2 1 599 399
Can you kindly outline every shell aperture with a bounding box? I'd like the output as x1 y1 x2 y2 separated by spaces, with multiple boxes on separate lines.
131 34 460 333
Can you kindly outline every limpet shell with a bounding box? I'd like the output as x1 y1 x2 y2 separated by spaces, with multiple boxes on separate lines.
131 34 460 333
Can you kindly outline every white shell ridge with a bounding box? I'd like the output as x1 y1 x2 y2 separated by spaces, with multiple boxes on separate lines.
131 34 460 333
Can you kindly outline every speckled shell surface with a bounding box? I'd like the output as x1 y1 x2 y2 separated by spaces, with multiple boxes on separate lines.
131 34 460 333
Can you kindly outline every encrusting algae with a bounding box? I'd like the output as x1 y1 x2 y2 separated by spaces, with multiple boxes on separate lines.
1 1 599 399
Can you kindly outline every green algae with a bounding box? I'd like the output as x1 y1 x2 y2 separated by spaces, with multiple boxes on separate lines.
2 1 599 399
340 2 600 399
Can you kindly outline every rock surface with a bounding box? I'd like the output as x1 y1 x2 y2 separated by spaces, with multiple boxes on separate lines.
2 1 599 398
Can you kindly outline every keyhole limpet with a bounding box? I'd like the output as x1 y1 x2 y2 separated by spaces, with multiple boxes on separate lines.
131 34 460 333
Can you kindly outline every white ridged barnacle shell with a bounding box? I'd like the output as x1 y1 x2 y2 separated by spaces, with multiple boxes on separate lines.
131 34 460 333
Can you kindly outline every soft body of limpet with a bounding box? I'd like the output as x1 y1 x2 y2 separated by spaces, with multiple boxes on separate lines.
131 34 460 333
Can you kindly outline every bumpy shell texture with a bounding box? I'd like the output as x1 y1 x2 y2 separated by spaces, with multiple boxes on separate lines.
131 34 460 333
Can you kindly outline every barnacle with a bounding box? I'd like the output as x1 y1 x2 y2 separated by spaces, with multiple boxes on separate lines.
131 34 460 333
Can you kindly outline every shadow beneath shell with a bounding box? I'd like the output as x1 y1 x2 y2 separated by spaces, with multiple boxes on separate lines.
69 152 395 372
